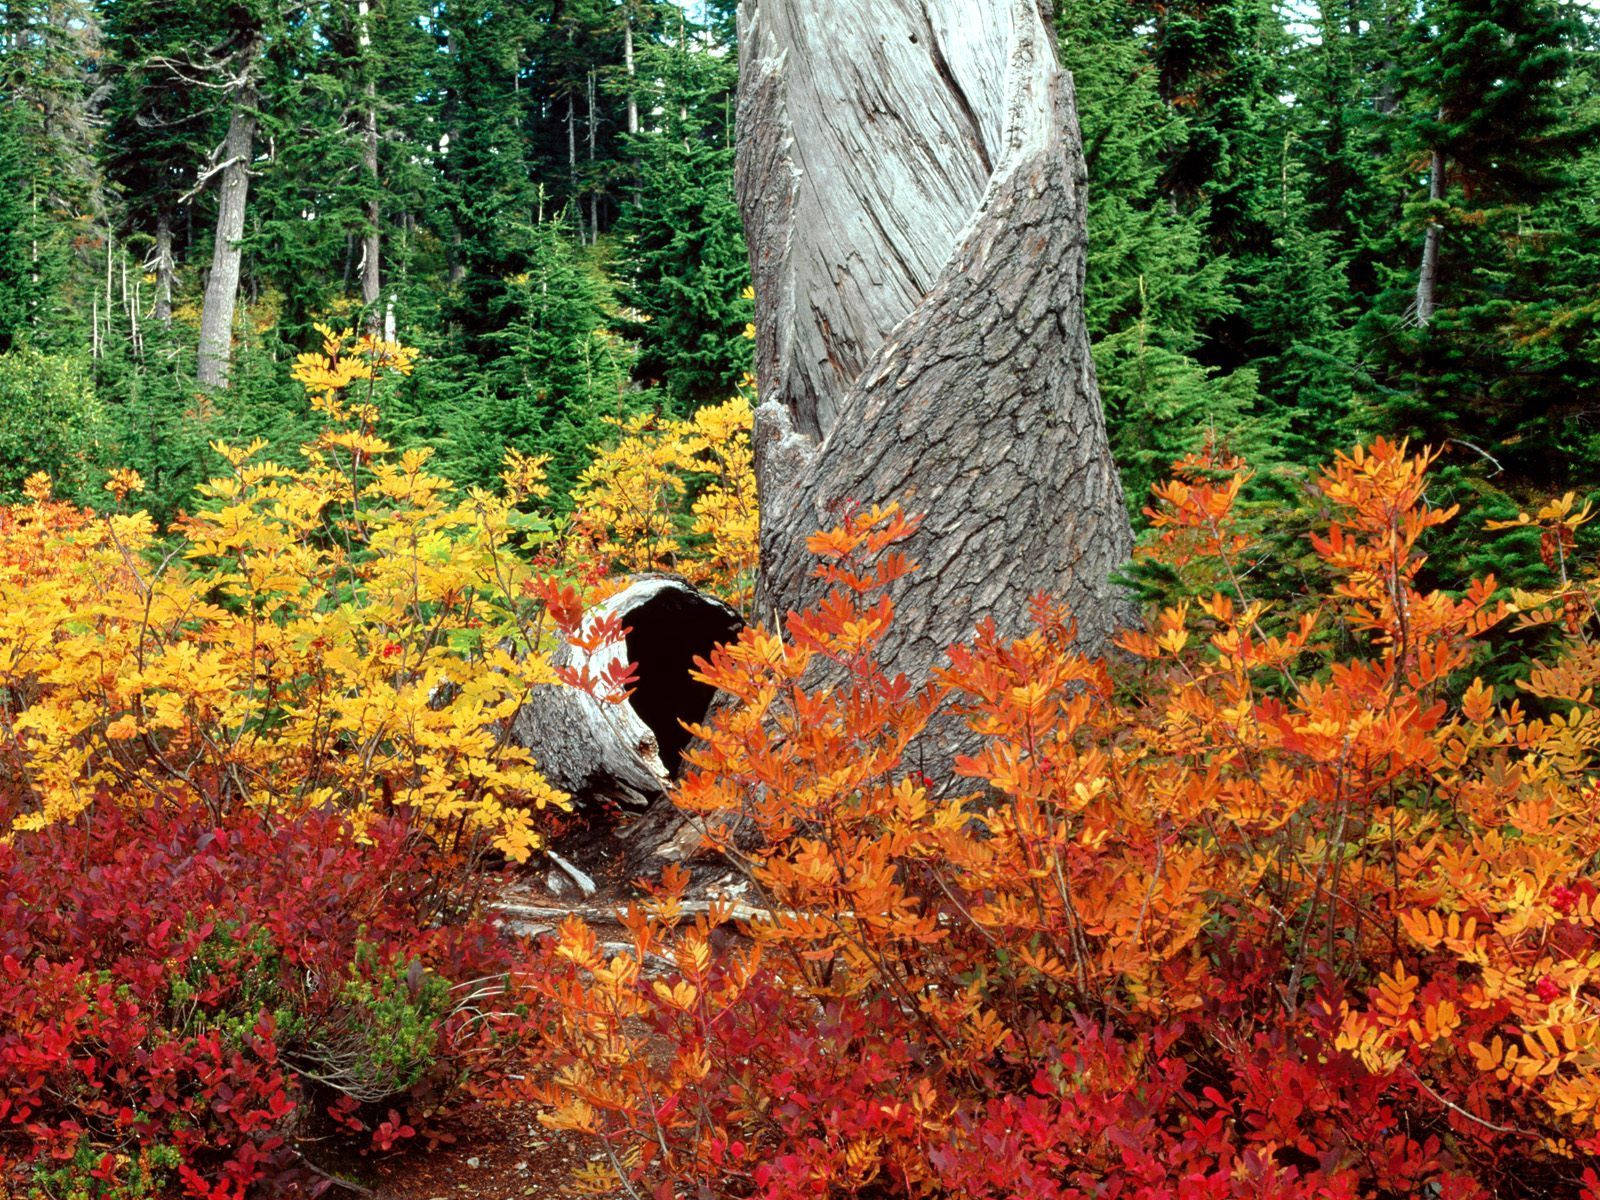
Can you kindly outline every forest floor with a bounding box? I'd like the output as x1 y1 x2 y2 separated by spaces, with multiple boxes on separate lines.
366 1100 587 1200
358 815 687 1200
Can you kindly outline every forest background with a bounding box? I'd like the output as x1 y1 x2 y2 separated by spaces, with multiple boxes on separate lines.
1 0 1597 558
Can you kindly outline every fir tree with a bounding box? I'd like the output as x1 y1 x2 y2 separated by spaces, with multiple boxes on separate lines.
99 0 215 329
1371 0 1595 487
437 0 537 348
442 217 636 496
614 19 749 410
1059 0 1270 506
0 100 38 351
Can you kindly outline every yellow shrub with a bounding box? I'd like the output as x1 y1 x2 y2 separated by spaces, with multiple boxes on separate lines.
569 392 758 612
0 329 578 859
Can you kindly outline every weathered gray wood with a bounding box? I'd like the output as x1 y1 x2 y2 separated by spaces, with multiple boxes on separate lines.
737 0 1134 681
1415 145 1443 327
196 40 260 390
153 216 174 325
510 577 743 810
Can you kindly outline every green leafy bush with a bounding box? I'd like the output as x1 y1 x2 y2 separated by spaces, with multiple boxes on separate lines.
0 349 107 503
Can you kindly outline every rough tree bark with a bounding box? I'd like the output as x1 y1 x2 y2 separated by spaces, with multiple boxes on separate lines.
737 0 1134 683
196 39 260 390
512 0 1133 864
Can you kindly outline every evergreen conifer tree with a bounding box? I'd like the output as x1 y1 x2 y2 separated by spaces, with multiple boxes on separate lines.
437 0 537 348
613 21 749 410
1371 0 1594 487
0 100 39 351
1059 0 1270 505
441 216 636 496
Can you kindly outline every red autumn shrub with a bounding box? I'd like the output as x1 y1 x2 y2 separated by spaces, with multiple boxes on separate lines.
530 444 1600 1199
0 801 517 1198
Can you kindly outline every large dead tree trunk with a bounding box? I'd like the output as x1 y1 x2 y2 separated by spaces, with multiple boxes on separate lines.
196 42 260 390
737 0 1134 680
511 0 1135 877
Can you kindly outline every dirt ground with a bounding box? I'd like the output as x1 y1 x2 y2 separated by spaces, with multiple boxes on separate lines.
365 1102 590 1200
366 839 637 1200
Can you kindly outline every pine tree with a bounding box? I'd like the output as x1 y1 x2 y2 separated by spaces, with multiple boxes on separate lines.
613 17 749 410
437 0 537 348
2 0 94 351
100 0 215 329
248 4 372 337
1371 0 1594 487
180 0 278 389
1291 0 1407 302
0 99 38 351
1058 0 1270 506
445 217 636 496
2 0 100 211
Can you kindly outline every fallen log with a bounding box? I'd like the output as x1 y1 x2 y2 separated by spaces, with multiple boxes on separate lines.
509 576 743 811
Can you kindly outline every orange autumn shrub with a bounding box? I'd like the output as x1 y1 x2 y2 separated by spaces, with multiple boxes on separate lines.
529 441 1600 1199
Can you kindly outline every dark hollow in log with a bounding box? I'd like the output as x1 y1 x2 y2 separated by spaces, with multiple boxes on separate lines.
511 577 744 811
622 584 745 776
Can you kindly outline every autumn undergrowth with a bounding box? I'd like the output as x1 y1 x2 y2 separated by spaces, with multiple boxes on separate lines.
3 340 1598 1198
528 444 1600 1200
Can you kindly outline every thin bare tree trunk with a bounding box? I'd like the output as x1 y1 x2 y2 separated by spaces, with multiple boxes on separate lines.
567 91 581 241
358 0 382 329
624 7 642 207
152 215 174 324
587 68 598 237
197 49 259 390
132 270 143 358
566 20 581 241
1415 146 1443 327
624 10 639 136
105 231 113 340
738 0 1133 684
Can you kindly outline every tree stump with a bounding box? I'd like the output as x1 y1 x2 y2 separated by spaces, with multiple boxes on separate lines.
737 0 1135 682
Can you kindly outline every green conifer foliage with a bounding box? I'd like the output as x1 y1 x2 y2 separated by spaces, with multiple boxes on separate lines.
5 0 1590 526
1372 0 1596 489
444 218 636 497
613 21 749 411
1059 0 1269 507
0 102 38 352
99 0 214 316
437 0 538 349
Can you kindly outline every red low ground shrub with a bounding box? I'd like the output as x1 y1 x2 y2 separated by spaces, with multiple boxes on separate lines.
0 802 516 1198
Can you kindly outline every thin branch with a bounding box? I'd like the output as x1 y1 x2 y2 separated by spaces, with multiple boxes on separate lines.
1444 438 1504 476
